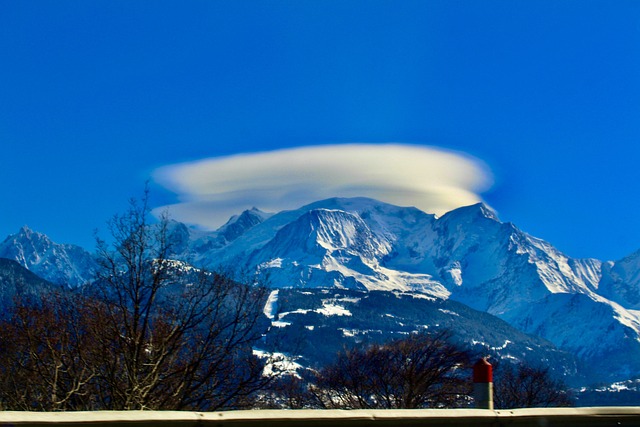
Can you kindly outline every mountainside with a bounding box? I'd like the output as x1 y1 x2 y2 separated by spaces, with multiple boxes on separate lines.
248 208 447 297
171 197 640 384
260 288 580 383
4 197 640 387
0 257 60 309
599 250 640 309
0 226 97 287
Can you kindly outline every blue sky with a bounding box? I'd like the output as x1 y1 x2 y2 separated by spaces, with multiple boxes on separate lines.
1 1 640 261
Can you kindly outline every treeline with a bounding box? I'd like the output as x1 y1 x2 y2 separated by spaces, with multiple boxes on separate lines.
0 195 573 411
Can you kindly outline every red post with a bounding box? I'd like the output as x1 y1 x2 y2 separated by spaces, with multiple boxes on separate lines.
473 358 494 410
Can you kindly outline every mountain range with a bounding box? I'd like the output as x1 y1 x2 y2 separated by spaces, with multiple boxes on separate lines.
2 197 640 389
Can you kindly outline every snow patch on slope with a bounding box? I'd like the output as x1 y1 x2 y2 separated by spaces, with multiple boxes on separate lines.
263 290 279 320
317 301 352 316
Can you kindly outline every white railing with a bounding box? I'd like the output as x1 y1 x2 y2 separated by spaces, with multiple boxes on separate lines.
1 408 640 426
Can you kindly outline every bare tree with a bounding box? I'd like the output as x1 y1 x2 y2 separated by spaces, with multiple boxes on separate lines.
0 293 100 411
311 331 472 409
89 192 274 410
493 362 574 409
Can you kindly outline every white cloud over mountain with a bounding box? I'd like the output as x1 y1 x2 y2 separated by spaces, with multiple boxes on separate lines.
152 144 493 229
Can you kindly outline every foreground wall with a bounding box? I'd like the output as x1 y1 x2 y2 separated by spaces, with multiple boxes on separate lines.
1 408 640 427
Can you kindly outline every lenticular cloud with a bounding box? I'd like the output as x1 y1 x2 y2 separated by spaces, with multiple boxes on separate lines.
153 144 493 229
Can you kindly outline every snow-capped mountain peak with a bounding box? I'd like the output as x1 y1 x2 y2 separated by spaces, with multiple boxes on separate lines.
0 227 97 287
439 202 499 224
217 207 272 242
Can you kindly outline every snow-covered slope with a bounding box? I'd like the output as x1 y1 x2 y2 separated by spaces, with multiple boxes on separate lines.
503 292 640 382
599 250 640 309
248 208 447 297
391 203 603 315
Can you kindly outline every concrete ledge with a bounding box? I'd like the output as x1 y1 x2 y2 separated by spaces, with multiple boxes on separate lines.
1 407 639 427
